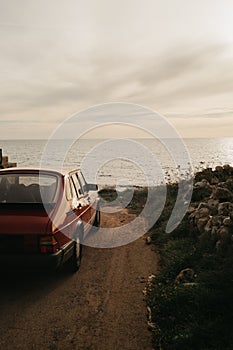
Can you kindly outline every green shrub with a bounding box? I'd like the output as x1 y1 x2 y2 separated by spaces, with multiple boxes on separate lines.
148 167 233 350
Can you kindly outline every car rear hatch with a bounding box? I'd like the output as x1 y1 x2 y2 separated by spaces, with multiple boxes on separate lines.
0 203 56 254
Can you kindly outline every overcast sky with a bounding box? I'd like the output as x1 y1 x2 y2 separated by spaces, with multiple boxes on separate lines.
0 0 233 139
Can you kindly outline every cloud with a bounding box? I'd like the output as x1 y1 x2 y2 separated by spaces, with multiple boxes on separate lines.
167 109 233 119
0 0 233 139
122 44 233 107
2 42 232 112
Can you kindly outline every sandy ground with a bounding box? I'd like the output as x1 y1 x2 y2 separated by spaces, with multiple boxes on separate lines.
0 207 158 350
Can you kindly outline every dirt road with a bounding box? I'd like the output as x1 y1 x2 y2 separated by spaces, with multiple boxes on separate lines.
0 208 158 350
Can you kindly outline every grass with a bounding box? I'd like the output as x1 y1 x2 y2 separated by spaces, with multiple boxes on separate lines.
98 167 233 349
146 166 233 350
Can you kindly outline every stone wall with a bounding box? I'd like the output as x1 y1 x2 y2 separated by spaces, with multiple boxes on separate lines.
188 165 233 252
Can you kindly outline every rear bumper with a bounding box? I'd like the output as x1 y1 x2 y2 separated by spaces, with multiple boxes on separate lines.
0 250 63 270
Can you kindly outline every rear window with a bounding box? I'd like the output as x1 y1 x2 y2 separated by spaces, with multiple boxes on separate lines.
0 173 58 203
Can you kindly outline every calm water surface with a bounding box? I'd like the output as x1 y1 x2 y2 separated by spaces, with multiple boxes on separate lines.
0 138 233 187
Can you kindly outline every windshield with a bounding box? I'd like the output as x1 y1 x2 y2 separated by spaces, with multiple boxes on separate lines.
0 173 58 203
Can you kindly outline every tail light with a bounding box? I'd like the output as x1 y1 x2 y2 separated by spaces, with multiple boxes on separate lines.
39 235 58 253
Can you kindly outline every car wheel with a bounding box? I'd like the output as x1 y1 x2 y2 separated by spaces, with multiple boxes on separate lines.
94 208 101 227
74 240 82 270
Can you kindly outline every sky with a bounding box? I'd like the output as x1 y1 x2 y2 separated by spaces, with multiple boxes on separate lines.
0 0 233 139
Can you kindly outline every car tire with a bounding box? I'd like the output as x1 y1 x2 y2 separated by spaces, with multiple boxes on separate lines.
94 208 101 228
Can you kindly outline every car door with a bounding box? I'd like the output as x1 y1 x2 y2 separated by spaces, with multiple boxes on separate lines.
79 171 98 225
55 175 78 244
70 171 91 235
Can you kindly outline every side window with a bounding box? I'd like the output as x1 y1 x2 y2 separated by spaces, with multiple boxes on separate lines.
65 177 72 201
77 171 87 195
71 174 82 197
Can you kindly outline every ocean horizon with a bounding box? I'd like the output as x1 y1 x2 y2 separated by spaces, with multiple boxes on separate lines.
1 137 233 187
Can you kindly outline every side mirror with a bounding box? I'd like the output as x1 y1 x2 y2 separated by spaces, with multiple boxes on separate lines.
88 183 98 191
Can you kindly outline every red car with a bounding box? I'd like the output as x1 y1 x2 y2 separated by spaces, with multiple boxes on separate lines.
0 168 100 272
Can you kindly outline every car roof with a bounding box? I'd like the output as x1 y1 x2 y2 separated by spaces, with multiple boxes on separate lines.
0 167 80 177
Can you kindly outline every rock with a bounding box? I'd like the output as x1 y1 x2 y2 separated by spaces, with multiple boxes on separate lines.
147 306 157 331
192 186 212 202
205 216 223 234
218 226 230 237
148 274 156 283
213 187 233 202
189 206 211 232
215 166 223 172
198 207 210 218
211 215 222 226
194 179 210 188
218 202 233 216
211 226 219 235
188 206 196 214
197 217 209 232
175 268 195 284
223 217 233 227
223 164 232 171
183 282 199 287
207 199 219 215
189 203 210 232
210 176 219 185
217 182 228 188
204 218 212 233
145 236 152 245
226 178 233 191
197 202 209 210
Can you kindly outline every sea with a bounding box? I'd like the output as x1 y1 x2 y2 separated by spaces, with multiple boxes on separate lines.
0 138 233 188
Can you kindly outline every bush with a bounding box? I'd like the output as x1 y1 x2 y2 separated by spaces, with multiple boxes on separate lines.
148 167 233 349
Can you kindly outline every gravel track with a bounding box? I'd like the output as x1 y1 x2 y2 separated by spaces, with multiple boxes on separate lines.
0 208 158 350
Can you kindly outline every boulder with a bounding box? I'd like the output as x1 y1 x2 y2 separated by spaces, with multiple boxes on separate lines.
223 164 232 171
197 217 209 232
210 176 219 185
223 217 233 227
218 202 233 216
189 205 211 232
226 178 233 191
215 166 223 172
197 202 210 210
194 179 210 188
217 182 228 188
175 268 195 284
204 218 212 233
192 186 212 202
211 215 222 227
207 198 219 215
218 226 230 237
213 187 233 202
197 207 210 218
211 226 219 235
187 206 196 214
